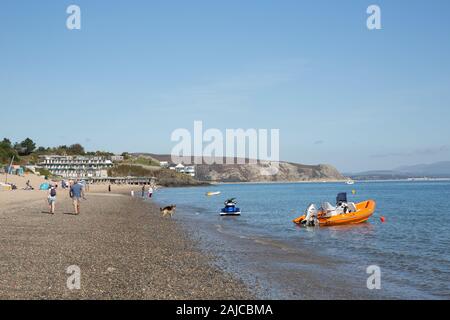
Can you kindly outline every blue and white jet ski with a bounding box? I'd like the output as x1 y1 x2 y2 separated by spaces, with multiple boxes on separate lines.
220 198 241 216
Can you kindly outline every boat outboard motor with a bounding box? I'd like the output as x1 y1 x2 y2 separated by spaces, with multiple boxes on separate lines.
302 203 318 226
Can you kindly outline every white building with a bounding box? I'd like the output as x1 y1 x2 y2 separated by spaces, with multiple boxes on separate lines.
174 163 185 172
170 163 195 177
159 161 169 168
38 155 113 178
184 166 195 177
111 155 124 162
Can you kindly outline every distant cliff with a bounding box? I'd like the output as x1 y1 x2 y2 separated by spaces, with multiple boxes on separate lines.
195 162 344 183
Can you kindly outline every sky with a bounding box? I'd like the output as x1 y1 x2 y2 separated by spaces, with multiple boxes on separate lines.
1 0 450 172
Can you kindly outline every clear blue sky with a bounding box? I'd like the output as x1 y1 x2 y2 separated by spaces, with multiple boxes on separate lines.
1 0 449 172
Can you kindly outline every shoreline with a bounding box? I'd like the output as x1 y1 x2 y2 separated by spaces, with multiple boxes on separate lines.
209 178 450 185
0 186 254 299
209 179 346 185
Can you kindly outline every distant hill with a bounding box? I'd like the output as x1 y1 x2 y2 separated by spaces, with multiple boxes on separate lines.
348 161 450 180
346 170 410 180
395 161 450 177
131 153 345 183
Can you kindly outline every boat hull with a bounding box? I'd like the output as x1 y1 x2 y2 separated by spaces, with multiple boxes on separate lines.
293 200 376 226
206 191 221 196
220 212 241 216
220 206 241 216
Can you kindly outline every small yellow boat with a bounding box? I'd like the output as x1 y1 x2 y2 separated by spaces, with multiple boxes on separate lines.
293 200 376 226
206 191 221 196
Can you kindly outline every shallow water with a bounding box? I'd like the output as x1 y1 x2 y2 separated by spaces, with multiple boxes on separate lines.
153 181 450 299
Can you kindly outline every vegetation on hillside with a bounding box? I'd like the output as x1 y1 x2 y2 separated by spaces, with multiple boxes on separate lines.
108 164 152 177
35 168 52 178
35 144 114 157
108 164 207 187
152 169 207 187
0 138 20 164
125 156 160 167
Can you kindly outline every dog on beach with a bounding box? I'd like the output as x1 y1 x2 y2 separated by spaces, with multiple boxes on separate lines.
160 205 176 217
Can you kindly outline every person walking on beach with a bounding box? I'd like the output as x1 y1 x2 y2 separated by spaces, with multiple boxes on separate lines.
108 184 111 192
141 185 145 197
70 180 84 215
47 184 57 214
148 185 153 198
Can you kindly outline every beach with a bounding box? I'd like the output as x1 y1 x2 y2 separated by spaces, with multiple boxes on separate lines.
0 184 253 299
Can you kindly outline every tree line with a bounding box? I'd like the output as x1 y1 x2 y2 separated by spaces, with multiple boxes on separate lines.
0 137 115 165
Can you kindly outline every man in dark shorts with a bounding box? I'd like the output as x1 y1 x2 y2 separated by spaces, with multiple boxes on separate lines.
47 184 57 214
70 180 84 215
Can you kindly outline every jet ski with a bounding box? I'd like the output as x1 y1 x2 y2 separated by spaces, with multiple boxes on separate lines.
220 198 241 216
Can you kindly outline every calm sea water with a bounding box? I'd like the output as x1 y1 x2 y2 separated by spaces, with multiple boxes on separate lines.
152 181 450 299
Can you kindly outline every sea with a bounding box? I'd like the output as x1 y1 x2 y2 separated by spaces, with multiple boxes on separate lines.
151 181 450 299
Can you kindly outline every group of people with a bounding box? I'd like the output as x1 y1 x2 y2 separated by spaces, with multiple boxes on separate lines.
47 179 85 215
142 185 154 198
47 181 155 215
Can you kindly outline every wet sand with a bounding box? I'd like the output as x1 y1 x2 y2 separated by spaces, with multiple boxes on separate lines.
0 187 253 299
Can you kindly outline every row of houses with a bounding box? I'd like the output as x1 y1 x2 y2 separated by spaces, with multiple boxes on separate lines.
170 163 196 177
38 155 114 178
160 161 195 177
37 156 196 178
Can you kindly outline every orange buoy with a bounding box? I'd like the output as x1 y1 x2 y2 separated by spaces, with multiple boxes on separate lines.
380 216 386 223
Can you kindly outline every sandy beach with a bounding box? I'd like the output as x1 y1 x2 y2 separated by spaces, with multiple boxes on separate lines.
0 181 253 299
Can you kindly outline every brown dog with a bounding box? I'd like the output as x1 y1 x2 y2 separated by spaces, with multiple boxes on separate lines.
160 205 176 217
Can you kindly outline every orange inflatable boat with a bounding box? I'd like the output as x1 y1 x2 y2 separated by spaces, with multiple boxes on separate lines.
293 200 376 226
